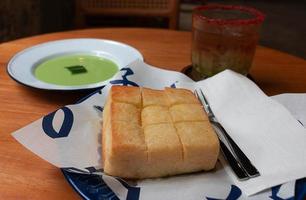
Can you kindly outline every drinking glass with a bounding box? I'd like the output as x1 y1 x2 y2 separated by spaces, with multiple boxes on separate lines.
191 5 265 79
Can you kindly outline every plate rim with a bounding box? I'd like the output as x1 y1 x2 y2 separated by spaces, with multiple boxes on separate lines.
7 38 144 91
62 170 92 200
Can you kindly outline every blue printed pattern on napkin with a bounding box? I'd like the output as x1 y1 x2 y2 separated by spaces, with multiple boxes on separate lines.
42 107 74 138
110 68 139 87
63 173 305 200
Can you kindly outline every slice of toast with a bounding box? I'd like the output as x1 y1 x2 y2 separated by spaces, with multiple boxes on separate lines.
102 86 219 179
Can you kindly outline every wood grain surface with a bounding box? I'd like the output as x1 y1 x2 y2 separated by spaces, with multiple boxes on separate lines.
0 28 305 199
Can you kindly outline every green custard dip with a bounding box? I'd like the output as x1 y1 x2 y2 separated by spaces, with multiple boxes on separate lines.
34 54 119 86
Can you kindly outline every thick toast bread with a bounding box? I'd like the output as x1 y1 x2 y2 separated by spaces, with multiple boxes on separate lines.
102 86 219 179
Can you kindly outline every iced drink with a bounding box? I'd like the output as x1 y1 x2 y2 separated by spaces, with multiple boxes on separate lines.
192 5 265 79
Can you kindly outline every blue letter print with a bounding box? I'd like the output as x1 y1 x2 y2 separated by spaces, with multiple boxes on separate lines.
110 68 139 87
42 107 74 139
270 184 294 200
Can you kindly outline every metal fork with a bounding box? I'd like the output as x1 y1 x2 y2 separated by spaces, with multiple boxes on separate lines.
194 89 260 180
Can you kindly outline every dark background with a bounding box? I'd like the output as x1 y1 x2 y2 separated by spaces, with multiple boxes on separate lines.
0 0 305 59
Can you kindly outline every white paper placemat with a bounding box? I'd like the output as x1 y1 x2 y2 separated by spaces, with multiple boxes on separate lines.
12 60 306 199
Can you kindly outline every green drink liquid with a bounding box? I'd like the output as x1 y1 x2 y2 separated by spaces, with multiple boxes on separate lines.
34 54 118 86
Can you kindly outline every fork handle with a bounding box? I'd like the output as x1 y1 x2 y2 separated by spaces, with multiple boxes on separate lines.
212 121 260 177
219 140 249 180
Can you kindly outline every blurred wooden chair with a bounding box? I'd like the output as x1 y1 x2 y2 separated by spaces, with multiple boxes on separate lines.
75 0 180 29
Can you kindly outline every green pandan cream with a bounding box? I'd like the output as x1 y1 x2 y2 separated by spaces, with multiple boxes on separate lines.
35 54 118 86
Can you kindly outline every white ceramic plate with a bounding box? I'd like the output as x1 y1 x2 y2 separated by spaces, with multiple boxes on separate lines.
7 38 143 90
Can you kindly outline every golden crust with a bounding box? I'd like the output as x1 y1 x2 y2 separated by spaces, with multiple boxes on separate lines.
165 87 199 105
142 87 169 107
102 86 220 179
110 85 141 107
169 103 209 122
111 121 146 152
103 121 147 178
175 121 220 171
144 123 182 177
110 102 141 125
141 106 172 127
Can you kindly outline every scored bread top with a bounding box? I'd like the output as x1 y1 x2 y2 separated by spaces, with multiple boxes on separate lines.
102 85 219 178
110 85 142 107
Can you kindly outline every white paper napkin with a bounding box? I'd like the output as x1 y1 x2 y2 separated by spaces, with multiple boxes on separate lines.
272 93 306 127
178 70 306 195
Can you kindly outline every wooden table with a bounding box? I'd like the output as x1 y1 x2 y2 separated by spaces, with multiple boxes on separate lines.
0 28 305 199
